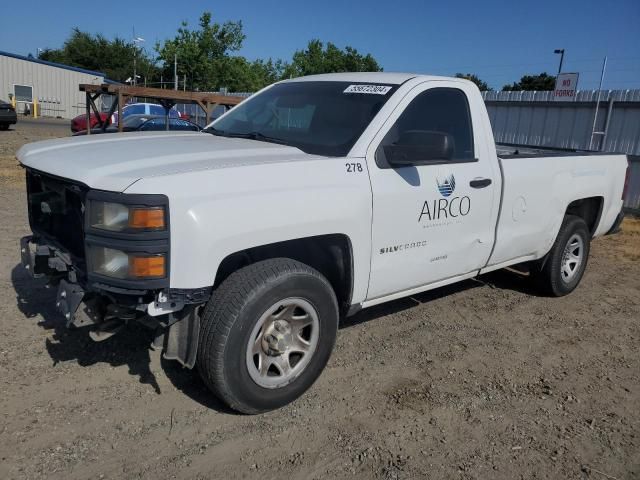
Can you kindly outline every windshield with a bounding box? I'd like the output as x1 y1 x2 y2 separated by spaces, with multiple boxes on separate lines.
207 81 398 156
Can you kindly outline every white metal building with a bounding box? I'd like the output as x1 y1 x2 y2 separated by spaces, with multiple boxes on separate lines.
0 50 110 119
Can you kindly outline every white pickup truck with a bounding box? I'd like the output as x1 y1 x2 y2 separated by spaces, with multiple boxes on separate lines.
18 73 629 413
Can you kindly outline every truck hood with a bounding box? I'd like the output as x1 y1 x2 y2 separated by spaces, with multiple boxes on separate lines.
17 131 321 192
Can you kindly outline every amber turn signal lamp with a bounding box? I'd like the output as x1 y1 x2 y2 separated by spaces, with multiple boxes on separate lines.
129 255 166 278
129 208 165 230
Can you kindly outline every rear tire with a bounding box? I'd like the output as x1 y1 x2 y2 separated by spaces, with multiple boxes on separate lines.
533 215 590 296
197 258 339 414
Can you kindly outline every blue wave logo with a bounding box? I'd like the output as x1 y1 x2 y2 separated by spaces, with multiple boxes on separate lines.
436 174 456 197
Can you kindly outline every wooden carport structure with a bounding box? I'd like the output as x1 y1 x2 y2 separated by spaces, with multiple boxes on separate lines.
79 84 245 134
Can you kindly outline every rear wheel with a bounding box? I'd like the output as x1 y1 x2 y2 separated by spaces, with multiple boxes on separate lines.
197 258 339 414
533 215 590 296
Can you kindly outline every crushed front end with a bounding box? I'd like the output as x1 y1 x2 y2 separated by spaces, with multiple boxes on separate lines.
20 169 207 368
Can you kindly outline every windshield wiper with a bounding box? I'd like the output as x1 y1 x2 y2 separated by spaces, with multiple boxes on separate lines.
202 126 226 136
203 128 291 147
223 131 291 146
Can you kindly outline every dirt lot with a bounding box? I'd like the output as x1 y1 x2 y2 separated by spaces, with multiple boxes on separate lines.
1 120 638 479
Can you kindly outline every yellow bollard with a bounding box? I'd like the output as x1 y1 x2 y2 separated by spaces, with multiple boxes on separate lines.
33 99 39 118
11 97 16 109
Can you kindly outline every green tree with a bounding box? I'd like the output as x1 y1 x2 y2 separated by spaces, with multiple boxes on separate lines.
246 58 287 90
455 73 490 91
207 57 287 92
39 28 157 83
39 13 385 93
155 12 245 91
282 40 382 78
502 72 556 91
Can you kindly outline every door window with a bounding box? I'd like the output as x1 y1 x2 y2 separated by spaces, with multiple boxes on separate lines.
148 105 181 117
376 88 475 167
149 105 165 115
124 104 145 116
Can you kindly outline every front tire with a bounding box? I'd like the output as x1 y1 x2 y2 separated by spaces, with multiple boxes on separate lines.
534 215 590 296
197 258 339 414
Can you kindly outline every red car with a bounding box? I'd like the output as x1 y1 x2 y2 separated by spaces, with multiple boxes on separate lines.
70 112 111 133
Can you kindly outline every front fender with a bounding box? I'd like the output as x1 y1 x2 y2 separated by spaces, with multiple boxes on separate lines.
125 157 373 304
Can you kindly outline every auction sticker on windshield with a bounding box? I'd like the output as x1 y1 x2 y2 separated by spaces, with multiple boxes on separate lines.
343 84 393 95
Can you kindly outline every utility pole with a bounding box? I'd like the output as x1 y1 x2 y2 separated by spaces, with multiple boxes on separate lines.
132 28 145 86
184 74 186 91
174 54 178 91
554 49 565 76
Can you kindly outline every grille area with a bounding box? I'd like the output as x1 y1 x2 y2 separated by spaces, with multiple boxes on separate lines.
26 169 86 259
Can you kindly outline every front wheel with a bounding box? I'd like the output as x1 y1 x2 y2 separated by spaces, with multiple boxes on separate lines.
197 258 339 414
533 215 590 296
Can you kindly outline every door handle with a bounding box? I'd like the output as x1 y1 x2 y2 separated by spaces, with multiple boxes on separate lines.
469 178 492 188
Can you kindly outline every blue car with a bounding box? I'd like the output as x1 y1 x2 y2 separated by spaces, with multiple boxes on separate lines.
111 102 182 125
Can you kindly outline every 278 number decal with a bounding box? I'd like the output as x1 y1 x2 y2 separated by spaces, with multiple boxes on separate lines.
345 162 363 173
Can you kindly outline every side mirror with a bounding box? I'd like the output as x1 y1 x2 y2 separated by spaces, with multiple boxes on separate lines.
383 130 454 166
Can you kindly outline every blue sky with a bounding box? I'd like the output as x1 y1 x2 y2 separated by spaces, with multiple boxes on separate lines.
1 0 638 90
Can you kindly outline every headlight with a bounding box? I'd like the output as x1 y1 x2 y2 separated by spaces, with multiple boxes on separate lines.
89 201 166 232
88 246 166 279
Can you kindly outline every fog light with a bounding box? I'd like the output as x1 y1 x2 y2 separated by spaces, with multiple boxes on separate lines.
90 247 129 278
129 255 166 278
88 246 166 280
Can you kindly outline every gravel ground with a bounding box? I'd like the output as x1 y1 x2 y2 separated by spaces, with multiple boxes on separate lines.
0 120 638 479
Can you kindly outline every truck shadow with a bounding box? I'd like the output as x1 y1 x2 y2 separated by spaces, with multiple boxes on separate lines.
341 279 480 329
11 262 239 413
11 261 539 413
11 263 162 395
341 268 539 329
159 359 239 414
482 267 541 296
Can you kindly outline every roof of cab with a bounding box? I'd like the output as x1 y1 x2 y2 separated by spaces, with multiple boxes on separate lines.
280 72 455 85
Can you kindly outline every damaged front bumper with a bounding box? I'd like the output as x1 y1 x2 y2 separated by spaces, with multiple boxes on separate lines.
21 235 104 329
20 235 209 368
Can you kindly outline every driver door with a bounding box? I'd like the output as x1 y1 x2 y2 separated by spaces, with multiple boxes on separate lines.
365 82 500 301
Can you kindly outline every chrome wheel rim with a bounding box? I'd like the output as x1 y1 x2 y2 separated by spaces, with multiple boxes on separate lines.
561 233 584 283
246 298 319 389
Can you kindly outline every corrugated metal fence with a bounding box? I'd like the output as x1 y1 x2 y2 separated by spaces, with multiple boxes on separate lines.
626 156 640 214
482 89 640 212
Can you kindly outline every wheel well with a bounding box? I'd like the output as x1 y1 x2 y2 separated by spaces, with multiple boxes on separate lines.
565 197 603 235
214 234 354 315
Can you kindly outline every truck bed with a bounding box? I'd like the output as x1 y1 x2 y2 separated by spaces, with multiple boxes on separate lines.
484 148 627 273
496 142 610 159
